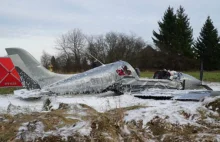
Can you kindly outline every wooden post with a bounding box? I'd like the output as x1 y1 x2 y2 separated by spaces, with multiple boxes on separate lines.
200 59 203 82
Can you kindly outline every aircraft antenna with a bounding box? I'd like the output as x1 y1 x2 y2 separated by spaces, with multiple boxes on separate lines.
80 49 105 66
86 52 105 66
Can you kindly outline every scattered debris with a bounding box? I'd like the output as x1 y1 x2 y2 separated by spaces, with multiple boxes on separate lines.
42 98 53 111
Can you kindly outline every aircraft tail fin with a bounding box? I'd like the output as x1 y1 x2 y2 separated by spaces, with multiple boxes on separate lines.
5 48 70 88
15 66 41 90
0 57 23 88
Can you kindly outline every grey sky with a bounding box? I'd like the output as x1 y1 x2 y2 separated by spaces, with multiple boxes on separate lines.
0 0 219 61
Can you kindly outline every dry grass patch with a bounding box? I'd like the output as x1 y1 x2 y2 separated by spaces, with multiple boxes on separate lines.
0 113 39 141
205 98 220 114
88 105 149 141
39 111 79 131
146 116 206 141
2 102 220 141
0 109 80 141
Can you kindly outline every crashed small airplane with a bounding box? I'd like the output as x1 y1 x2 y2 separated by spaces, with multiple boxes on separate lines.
5 48 216 100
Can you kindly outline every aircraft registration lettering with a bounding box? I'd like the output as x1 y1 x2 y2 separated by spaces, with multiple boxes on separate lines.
5 82 17 85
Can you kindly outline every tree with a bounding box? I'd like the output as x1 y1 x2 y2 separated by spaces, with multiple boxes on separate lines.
152 6 194 58
41 51 51 69
55 53 68 72
56 29 86 71
152 6 177 54
194 16 220 70
86 35 107 63
105 32 145 66
105 32 119 62
65 57 73 73
176 6 194 58
86 32 145 67
51 56 58 72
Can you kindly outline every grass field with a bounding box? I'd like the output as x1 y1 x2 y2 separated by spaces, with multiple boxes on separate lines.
141 71 220 82
0 87 22 95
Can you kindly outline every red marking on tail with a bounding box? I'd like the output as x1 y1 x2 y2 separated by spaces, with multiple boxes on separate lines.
0 57 22 87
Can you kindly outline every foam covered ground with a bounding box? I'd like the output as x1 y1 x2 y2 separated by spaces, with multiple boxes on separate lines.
0 82 219 114
0 82 220 141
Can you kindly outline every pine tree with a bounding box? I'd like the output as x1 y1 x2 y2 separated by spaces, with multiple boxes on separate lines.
51 56 58 72
176 6 194 58
194 16 220 70
152 6 177 54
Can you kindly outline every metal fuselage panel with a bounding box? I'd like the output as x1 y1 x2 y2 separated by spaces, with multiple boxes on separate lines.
44 61 139 94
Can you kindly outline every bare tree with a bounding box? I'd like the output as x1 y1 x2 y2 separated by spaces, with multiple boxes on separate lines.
40 51 51 69
105 32 118 62
86 35 107 63
87 32 146 66
55 53 69 72
55 29 87 71
104 32 146 66
55 34 70 57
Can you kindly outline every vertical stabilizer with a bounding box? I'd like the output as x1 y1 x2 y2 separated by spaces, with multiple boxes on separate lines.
0 57 22 87
6 48 71 88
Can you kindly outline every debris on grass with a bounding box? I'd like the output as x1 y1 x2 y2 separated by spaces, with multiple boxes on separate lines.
204 98 220 114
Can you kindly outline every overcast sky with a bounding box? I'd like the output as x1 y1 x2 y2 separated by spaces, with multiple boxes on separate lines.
0 0 219 61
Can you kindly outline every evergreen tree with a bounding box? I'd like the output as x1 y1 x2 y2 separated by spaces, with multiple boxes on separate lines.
194 16 220 70
152 6 177 54
51 56 58 72
176 6 194 58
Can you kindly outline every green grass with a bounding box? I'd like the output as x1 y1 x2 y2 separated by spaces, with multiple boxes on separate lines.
141 71 220 82
140 71 155 78
0 87 22 95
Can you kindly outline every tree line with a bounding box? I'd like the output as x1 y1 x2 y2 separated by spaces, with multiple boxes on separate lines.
41 6 220 72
